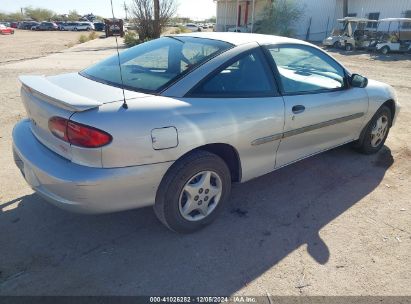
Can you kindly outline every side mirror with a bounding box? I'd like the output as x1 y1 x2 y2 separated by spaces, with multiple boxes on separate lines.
350 74 368 88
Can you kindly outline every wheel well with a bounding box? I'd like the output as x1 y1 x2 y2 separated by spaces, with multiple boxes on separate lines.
383 99 395 124
194 144 242 182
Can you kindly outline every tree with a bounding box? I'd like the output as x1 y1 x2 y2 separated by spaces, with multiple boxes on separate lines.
254 0 304 37
131 0 177 41
67 10 80 21
4 12 24 21
24 6 55 21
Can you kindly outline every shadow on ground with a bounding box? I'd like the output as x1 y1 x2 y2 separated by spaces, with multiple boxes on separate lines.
0 145 393 295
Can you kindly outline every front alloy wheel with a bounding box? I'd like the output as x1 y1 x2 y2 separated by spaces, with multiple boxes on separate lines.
370 114 389 148
354 105 392 154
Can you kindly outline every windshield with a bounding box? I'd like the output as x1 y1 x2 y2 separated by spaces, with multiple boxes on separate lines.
80 36 232 93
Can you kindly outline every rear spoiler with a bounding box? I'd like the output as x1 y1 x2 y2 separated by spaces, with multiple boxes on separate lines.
19 75 103 111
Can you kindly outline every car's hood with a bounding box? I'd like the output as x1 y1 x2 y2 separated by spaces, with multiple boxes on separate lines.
19 73 151 111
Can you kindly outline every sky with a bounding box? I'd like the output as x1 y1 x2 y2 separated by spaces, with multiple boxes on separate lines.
1 0 217 20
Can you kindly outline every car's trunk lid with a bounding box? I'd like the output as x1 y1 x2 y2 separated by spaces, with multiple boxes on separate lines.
19 74 149 164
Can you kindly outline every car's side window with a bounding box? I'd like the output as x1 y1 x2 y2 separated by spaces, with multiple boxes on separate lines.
266 45 346 95
190 49 276 97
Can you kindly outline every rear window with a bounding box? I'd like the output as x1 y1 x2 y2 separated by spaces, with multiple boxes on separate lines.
80 36 232 93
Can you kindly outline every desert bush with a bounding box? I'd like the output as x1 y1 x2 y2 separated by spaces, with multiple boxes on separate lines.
78 32 99 44
254 0 304 37
124 31 141 47
79 34 89 43
88 31 98 40
170 26 191 35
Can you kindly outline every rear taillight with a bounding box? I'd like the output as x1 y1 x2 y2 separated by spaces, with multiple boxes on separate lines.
48 116 112 148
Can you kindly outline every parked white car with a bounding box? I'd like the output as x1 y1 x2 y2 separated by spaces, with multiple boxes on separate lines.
61 22 94 31
184 23 201 32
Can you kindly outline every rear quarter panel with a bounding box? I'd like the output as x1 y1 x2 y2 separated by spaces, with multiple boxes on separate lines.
71 95 285 182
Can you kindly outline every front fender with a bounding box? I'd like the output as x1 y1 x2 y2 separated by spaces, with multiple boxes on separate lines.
365 79 400 125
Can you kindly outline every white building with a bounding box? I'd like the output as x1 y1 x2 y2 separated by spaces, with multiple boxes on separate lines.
215 0 411 41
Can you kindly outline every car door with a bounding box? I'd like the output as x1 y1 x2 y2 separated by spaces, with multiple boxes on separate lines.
181 47 285 181
264 44 368 168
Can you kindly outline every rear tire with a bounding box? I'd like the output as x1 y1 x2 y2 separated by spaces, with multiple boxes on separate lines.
345 43 353 51
380 46 389 55
354 105 392 154
154 150 231 233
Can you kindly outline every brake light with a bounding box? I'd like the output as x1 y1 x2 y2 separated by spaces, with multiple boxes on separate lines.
48 116 112 148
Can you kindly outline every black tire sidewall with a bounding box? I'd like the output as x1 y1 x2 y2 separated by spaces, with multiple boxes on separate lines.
155 152 231 233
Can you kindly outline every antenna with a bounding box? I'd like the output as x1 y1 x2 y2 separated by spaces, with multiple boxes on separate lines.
110 0 128 109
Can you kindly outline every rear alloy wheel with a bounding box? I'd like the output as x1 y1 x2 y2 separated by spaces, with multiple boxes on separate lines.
178 171 223 222
355 105 392 154
154 150 231 233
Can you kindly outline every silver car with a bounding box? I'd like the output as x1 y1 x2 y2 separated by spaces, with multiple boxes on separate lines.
13 33 400 232
61 22 94 31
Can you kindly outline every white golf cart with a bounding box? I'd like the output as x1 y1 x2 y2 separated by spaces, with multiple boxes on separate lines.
373 18 411 54
337 17 378 51
323 17 354 48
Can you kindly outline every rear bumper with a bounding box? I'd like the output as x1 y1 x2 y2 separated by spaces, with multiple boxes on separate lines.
13 119 172 214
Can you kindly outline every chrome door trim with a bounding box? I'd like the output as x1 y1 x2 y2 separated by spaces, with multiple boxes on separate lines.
251 112 364 146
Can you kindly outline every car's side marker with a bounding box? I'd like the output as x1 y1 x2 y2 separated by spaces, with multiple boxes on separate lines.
251 112 365 146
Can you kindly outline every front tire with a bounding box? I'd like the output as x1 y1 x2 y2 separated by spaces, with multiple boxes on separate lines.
354 105 392 154
154 150 231 233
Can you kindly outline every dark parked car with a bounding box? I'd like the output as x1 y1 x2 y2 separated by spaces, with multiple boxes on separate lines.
19 21 39 30
10 22 19 28
32 22 58 31
93 22 105 31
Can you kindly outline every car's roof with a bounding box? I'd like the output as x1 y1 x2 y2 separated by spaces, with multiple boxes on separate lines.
174 32 310 46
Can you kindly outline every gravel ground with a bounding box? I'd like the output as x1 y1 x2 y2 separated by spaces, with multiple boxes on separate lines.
0 29 88 65
0 31 410 296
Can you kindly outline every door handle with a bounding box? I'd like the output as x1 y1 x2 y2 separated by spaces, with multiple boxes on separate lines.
292 105 305 114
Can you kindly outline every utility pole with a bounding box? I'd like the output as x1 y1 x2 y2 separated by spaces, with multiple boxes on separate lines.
154 0 160 38
123 1 128 20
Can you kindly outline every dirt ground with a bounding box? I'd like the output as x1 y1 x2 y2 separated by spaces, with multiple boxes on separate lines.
0 31 410 296
0 29 87 65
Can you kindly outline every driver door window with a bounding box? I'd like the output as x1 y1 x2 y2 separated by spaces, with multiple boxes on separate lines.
267 45 345 95
190 48 276 97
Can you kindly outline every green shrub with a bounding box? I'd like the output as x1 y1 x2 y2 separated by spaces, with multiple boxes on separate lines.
78 34 89 43
254 0 304 37
124 31 141 47
170 26 191 35
78 31 98 44
88 31 98 40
